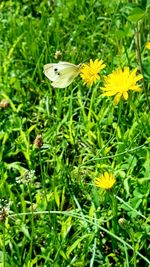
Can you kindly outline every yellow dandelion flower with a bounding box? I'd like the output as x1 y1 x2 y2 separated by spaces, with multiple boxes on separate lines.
145 42 150 50
101 67 143 105
80 59 106 86
94 172 116 190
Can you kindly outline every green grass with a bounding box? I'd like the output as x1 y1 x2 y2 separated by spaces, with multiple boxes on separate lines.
0 0 150 266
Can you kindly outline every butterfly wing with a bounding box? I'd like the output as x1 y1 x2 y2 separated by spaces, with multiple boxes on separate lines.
44 63 62 82
44 62 81 88
51 76 73 88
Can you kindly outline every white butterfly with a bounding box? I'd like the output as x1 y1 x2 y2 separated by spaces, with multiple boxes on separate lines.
43 61 81 88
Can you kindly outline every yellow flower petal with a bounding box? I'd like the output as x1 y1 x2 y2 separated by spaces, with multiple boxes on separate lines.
145 42 150 50
113 93 121 105
80 59 106 87
123 91 128 100
94 172 116 190
130 85 142 92
101 67 143 105
102 91 116 96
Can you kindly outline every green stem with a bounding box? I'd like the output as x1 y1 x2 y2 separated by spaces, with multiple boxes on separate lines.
88 85 98 122
135 24 149 108
2 221 5 267
27 184 34 263
110 190 118 249
129 229 137 267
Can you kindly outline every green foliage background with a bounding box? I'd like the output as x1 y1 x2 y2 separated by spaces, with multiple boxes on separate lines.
0 0 150 266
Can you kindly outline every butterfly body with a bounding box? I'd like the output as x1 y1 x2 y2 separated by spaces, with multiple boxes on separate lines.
44 62 81 88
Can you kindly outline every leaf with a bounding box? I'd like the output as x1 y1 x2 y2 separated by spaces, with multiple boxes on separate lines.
128 7 145 22
146 0 150 11
89 204 95 220
124 177 130 197
61 216 72 239
54 187 60 208
21 225 30 240
66 234 90 258
28 124 36 134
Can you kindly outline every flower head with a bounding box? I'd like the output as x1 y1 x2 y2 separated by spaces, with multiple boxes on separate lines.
94 172 116 190
145 42 150 50
101 67 143 105
54 50 62 59
0 99 9 108
118 218 129 230
80 59 106 86
33 134 43 148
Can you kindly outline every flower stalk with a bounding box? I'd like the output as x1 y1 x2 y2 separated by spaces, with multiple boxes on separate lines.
135 24 149 108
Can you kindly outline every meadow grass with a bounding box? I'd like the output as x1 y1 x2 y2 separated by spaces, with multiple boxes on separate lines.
0 0 150 266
